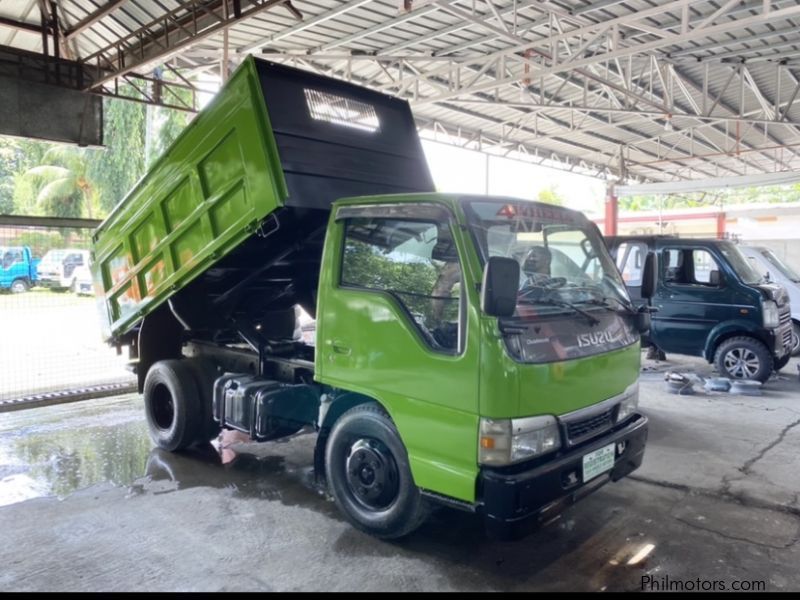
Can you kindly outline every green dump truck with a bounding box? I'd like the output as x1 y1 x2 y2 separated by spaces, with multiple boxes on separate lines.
92 57 650 539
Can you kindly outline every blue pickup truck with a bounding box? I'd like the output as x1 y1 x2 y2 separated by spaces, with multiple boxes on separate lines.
0 246 39 293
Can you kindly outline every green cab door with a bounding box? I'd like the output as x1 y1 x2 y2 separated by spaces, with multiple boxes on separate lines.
315 201 480 502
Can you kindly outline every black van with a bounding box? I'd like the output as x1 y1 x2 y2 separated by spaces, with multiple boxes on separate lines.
606 236 792 382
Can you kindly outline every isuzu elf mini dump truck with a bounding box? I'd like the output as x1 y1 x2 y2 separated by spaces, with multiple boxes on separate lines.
92 57 650 539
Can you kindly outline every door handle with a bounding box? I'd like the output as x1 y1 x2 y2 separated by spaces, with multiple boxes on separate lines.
331 340 351 356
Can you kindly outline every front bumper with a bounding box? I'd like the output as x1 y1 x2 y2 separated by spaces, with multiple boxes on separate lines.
37 276 67 288
479 414 648 539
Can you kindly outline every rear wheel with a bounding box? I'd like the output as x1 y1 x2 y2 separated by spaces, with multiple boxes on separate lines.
10 279 28 294
143 359 205 451
325 404 429 539
184 357 221 442
714 337 773 382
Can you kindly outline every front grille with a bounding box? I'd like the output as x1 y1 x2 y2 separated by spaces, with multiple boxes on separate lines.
565 408 615 445
779 309 793 350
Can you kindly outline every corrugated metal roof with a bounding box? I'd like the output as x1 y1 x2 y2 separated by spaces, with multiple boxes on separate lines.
1 0 800 182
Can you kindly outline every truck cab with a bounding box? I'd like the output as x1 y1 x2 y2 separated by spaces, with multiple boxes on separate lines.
0 246 38 293
92 57 649 540
36 248 89 291
607 236 792 382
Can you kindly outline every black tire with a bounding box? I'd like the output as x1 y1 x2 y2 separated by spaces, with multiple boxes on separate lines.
714 337 773 382
143 359 205 451
184 357 222 442
325 404 429 539
775 353 791 372
791 322 800 357
10 279 28 294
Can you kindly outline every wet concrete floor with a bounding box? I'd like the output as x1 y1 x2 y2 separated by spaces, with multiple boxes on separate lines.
0 355 798 591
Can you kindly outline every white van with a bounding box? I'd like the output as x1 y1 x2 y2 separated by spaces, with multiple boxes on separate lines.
740 245 800 355
36 248 90 291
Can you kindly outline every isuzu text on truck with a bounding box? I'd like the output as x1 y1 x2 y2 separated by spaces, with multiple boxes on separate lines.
92 58 650 539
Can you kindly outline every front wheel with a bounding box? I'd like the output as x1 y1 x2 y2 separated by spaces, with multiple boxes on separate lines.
791 322 800 356
714 337 773 382
10 279 28 294
325 404 429 539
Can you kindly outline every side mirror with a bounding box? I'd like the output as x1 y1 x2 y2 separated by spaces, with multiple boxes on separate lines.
481 257 520 318
709 270 721 286
641 252 656 299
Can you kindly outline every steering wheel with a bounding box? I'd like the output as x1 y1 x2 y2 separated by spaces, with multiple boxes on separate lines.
521 272 567 289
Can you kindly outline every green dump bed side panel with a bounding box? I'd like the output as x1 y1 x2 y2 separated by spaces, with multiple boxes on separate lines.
92 57 287 341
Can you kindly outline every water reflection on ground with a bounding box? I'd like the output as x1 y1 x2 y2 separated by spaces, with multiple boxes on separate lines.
0 395 323 509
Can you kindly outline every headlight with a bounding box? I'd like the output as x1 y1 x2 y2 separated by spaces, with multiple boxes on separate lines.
762 300 779 329
479 415 560 466
616 383 639 423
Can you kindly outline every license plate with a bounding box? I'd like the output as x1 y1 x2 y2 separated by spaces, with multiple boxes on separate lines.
582 443 615 482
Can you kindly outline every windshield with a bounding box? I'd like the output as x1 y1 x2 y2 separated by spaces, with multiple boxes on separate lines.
463 199 631 318
718 242 762 285
760 249 800 283
41 250 68 264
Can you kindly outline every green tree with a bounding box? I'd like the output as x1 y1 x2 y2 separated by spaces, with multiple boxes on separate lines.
86 96 147 215
0 137 47 214
536 185 565 206
17 146 96 218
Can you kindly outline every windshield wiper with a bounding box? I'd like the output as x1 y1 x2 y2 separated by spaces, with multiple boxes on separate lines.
584 296 636 315
520 297 600 326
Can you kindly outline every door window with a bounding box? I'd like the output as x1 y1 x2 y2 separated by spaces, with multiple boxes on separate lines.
341 217 462 353
616 242 647 286
2 249 22 269
663 248 721 287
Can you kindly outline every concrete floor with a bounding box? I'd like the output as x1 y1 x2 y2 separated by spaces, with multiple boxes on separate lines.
0 353 798 591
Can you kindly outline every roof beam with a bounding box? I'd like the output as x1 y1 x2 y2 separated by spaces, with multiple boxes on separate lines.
83 0 288 91
237 0 372 54
441 100 800 127
64 0 127 41
413 2 800 106
0 15 43 35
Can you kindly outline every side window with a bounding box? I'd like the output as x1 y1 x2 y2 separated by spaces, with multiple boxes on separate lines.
616 242 646 286
341 217 462 353
664 248 721 286
2 249 22 269
663 249 686 284
692 250 720 285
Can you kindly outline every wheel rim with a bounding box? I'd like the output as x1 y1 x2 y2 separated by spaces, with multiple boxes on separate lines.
11 281 25 293
345 438 399 510
792 330 800 354
151 383 175 430
723 348 761 379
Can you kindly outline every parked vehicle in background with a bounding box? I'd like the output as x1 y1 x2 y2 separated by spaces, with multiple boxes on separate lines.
72 264 94 296
36 249 89 292
608 236 793 382
0 246 39 293
739 245 800 356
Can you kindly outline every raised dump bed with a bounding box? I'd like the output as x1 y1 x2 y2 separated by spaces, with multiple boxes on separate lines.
92 57 433 343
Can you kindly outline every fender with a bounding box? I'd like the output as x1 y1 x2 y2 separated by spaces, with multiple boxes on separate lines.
704 319 768 361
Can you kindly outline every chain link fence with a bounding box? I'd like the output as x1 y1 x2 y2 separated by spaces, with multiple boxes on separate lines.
0 216 135 410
